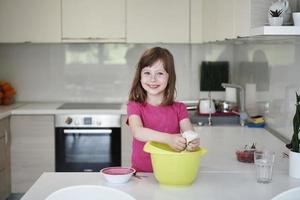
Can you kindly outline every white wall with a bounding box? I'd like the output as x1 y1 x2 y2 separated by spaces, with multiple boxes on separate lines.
0 44 192 102
0 43 235 103
0 41 298 140
233 41 300 140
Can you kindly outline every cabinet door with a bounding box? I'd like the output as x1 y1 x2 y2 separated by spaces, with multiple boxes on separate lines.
203 0 236 42
0 130 5 172
235 0 251 37
0 117 10 200
235 0 273 37
202 0 217 42
62 0 125 42
121 115 132 167
190 0 203 43
11 115 54 193
0 0 61 43
0 136 7 200
216 0 236 40
127 0 189 43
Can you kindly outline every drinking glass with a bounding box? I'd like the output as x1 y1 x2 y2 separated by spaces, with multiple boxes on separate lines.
254 151 275 184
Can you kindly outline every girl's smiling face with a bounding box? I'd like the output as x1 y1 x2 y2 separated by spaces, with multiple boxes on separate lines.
140 60 169 99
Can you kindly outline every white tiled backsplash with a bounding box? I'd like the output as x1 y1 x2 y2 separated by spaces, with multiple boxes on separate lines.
0 42 300 140
0 43 234 102
0 44 194 102
233 42 300 140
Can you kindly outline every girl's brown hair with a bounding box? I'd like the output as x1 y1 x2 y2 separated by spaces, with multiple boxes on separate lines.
128 47 176 105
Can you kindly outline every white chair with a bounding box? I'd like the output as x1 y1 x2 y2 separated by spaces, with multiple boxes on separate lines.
46 185 136 200
271 187 300 200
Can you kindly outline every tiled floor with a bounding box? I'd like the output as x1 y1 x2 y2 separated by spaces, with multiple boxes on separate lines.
7 193 24 200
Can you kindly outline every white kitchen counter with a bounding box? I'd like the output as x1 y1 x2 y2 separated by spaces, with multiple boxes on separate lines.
21 127 299 200
0 100 197 119
0 103 24 119
0 100 198 119
195 126 289 173
20 172 300 200
11 102 63 115
0 102 127 119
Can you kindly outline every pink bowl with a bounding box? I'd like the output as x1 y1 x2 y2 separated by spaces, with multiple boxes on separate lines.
100 167 136 184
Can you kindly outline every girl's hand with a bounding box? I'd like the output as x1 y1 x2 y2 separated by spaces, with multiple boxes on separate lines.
167 134 187 152
186 138 200 152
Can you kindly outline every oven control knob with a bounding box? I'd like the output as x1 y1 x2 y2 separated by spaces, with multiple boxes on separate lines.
96 120 102 126
65 117 73 125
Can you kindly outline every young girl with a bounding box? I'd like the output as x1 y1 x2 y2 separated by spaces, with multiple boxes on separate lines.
127 47 200 172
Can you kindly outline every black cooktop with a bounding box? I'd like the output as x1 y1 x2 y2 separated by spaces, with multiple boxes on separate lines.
57 103 123 110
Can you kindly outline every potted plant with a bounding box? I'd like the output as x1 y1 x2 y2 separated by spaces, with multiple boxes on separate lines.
286 92 300 178
269 9 284 26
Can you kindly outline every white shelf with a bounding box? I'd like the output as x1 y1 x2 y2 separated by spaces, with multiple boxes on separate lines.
251 26 300 36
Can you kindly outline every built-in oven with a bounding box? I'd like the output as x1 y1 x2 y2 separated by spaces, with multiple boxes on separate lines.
55 114 121 172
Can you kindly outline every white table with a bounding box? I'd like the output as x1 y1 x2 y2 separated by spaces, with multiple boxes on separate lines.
21 127 300 200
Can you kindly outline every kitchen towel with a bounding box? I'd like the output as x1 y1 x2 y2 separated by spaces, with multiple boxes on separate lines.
245 83 257 114
225 87 237 103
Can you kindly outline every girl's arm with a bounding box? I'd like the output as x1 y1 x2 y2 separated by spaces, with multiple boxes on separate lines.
179 118 194 132
128 114 187 151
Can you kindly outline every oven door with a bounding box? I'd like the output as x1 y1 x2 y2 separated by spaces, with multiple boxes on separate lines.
55 127 121 172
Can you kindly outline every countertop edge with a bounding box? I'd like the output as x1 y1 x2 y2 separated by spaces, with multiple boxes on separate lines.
0 110 11 120
0 103 25 119
0 102 128 119
0 100 200 119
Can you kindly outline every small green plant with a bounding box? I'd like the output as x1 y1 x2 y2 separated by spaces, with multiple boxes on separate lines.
269 9 283 17
286 92 300 152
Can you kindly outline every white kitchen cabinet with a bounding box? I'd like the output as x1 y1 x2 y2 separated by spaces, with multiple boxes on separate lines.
202 0 236 42
216 0 236 41
235 0 272 37
0 117 10 200
0 0 61 43
62 0 126 42
11 115 55 193
202 0 217 42
127 0 190 43
202 0 273 42
121 115 132 167
190 0 203 43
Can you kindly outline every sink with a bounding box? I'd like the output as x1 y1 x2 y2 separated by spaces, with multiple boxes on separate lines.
189 113 240 126
46 185 136 200
271 187 300 200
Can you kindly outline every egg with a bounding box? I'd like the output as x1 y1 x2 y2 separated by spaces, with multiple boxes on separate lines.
182 131 199 147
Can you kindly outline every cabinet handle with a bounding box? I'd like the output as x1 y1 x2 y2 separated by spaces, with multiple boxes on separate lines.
4 130 8 144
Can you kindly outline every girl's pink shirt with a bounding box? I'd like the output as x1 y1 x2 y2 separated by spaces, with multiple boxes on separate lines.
127 101 189 172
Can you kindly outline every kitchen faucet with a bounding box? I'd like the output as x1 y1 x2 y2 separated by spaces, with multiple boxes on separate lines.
221 83 248 126
208 91 213 126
